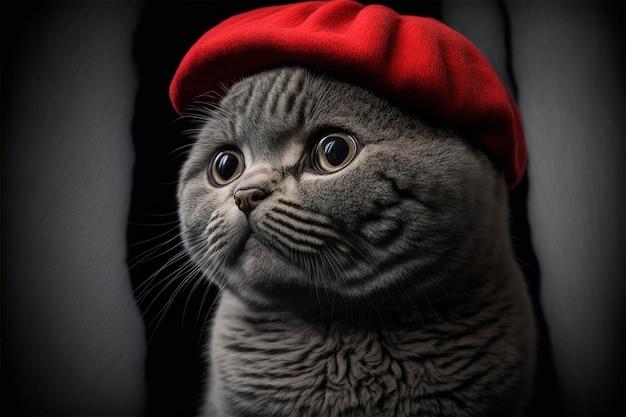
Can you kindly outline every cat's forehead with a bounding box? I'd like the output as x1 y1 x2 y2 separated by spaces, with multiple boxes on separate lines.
196 66 425 161
196 68 312 154
225 68 316 128
208 68 374 144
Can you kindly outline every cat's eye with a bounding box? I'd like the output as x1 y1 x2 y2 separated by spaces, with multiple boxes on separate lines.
208 149 245 186
312 133 358 174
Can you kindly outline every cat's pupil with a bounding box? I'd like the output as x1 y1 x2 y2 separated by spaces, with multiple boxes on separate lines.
216 153 239 180
312 133 357 174
323 137 350 166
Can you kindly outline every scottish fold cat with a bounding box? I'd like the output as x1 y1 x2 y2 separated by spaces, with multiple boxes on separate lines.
177 66 536 417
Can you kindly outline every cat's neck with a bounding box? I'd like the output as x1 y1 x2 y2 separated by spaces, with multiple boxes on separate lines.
225 254 523 328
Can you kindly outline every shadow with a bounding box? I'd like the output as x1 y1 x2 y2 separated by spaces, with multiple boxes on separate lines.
509 174 564 416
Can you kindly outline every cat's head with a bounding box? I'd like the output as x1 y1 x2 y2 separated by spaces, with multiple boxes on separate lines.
178 66 510 315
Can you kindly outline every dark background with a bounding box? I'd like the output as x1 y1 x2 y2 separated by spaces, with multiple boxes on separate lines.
2 1 624 416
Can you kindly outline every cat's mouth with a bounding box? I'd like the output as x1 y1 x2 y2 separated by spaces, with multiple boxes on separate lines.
227 200 425 314
235 231 375 313
240 198 361 277
221 197 394 310
246 221 355 272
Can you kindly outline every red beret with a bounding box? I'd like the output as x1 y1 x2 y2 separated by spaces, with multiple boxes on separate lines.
170 0 527 188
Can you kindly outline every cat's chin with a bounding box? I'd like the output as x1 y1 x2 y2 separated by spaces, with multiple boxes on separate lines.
222 234 327 314
234 234 309 290
224 235 429 318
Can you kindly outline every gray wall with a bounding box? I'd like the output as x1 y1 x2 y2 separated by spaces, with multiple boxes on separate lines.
507 3 624 414
445 2 624 414
2 2 146 415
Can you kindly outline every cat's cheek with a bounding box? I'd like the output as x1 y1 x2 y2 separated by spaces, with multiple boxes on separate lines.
297 171 384 231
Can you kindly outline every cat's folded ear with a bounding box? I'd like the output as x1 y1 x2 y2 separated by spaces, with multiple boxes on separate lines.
169 0 527 189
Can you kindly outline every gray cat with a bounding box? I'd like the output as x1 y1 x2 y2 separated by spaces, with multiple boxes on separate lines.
178 66 536 417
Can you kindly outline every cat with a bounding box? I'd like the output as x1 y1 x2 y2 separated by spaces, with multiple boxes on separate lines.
177 66 536 417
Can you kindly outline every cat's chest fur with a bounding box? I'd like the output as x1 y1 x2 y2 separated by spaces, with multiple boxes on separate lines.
206 287 533 417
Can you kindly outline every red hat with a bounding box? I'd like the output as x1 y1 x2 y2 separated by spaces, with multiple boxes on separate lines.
170 0 527 188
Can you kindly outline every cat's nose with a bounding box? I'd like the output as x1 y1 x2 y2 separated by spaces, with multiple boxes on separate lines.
234 188 267 213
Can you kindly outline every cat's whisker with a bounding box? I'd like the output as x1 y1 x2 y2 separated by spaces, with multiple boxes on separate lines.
141 262 200 340
133 231 203 296
133 245 189 300
330 230 428 322
309 254 326 315
181 266 211 331
135 249 195 309
128 219 181 228
196 281 221 327
316 252 335 315
147 245 204 303
127 214 179 241
335 233 382 288
134 210 180 218
131 247 192 296
156 266 202 333
322 244 351 319
127 228 185 270
168 141 197 158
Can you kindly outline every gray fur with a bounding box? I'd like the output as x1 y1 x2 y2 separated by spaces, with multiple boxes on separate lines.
178 67 536 416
